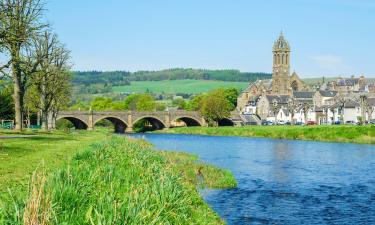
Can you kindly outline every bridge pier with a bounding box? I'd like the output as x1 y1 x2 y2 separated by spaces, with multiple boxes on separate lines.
125 126 134 133
87 112 94 130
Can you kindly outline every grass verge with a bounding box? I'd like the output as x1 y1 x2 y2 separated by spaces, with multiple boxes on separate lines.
0 131 236 224
157 125 375 144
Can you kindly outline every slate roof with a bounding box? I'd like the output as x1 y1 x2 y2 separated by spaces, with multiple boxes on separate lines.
266 95 290 104
293 91 315 99
345 99 360 108
281 108 290 117
242 80 272 93
313 106 324 112
367 98 375 107
319 90 337 97
248 95 261 102
337 78 360 86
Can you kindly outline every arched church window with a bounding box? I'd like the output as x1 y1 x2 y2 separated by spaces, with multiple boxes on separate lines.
291 81 299 91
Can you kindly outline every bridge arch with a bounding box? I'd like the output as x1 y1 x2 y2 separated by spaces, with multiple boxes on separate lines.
56 117 88 130
133 116 166 132
173 116 202 127
218 118 234 127
94 116 128 133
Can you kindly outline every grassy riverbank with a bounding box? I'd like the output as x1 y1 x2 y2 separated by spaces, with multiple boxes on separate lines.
158 125 375 144
0 131 236 224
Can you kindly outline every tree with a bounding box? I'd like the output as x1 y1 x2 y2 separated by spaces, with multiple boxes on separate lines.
359 95 367 124
365 98 374 123
172 98 186 110
136 94 156 111
270 99 281 124
90 97 113 111
0 0 47 131
70 100 89 111
301 102 312 124
187 94 204 111
200 93 231 126
211 88 239 111
26 31 71 130
336 95 347 123
222 88 239 110
122 94 156 111
287 97 298 125
0 85 13 119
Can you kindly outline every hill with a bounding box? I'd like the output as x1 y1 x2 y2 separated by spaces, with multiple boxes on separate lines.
112 79 249 95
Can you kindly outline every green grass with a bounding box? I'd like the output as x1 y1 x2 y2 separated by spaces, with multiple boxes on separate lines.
158 125 375 144
0 131 236 224
113 79 249 94
0 131 112 193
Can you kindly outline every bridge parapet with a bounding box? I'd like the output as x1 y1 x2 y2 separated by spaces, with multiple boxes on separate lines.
56 110 209 132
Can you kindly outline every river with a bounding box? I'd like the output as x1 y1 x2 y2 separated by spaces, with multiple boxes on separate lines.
130 133 375 225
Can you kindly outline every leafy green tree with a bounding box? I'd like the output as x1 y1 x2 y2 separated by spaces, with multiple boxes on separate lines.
187 94 204 111
112 101 126 110
25 31 71 130
70 100 89 111
0 0 47 131
0 86 14 120
200 93 231 126
91 97 113 111
136 94 156 111
156 102 167 111
124 94 141 110
172 98 187 110
122 94 156 111
210 88 239 111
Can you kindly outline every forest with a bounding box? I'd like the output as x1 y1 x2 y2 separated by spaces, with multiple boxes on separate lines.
72 69 271 86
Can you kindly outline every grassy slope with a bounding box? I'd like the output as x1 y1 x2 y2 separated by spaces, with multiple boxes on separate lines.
159 125 375 144
113 79 249 94
0 131 236 224
0 131 110 193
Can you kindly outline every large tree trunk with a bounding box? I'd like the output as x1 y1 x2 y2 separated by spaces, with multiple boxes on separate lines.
11 45 24 131
12 68 23 131
41 109 49 131
291 112 295 125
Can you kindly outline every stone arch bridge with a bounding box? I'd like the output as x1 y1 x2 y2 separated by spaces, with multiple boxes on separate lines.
56 110 236 133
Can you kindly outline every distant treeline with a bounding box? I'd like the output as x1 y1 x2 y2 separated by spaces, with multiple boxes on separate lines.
72 69 272 86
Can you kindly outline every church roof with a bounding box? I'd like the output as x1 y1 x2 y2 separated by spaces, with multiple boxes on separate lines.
293 91 315 99
242 79 272 93
273 32 290 51
319 90 337 97
266 95 290 104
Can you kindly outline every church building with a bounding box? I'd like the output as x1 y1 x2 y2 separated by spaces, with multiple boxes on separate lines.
237 32 309 113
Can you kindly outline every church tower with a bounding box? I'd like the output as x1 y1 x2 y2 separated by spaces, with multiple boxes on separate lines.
272 32 291 95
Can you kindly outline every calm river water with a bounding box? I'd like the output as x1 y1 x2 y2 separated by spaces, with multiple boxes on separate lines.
130 134 375 225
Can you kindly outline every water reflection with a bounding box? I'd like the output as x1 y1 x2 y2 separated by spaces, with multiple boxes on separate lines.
271 141 291 183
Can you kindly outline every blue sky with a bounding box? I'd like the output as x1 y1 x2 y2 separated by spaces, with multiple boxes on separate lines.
47 0 375 77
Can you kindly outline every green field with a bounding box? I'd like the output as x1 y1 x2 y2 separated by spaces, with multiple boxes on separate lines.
0 130 236 224
113 79 249 94
158 125 375 144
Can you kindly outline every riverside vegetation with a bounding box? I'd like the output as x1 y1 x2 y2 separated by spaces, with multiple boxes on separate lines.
0 130 236 224
158 125 375 144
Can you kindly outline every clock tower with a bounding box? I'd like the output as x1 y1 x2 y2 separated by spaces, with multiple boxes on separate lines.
272 32 291 95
